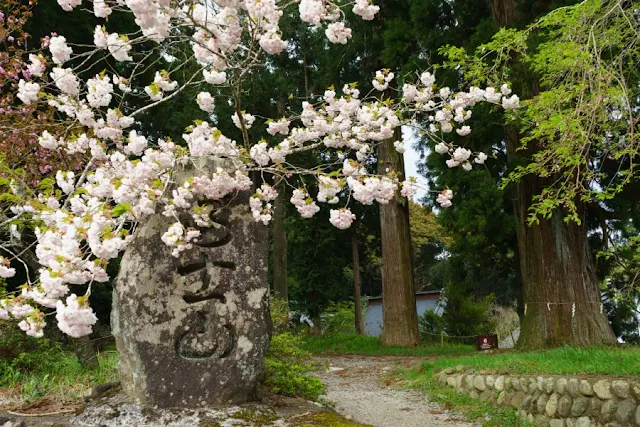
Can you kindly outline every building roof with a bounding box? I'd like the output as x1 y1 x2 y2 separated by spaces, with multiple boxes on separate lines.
366 289 442 302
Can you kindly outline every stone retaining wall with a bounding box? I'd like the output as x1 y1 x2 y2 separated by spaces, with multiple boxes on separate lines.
435 366 640 426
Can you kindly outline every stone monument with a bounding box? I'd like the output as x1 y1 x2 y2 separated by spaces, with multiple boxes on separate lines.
112 159 271 408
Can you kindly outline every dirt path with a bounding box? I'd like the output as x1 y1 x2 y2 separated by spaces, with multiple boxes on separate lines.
315 355 480 427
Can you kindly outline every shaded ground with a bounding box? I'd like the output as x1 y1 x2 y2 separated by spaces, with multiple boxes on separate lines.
314 355 480 427
0 387 367 427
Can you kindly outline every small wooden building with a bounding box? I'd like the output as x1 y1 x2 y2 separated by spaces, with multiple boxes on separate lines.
364 289 444 336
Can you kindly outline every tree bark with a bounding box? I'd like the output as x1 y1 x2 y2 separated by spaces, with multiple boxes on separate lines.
352 225 365 335
492 0 616 348
272 179 288 304
73 335 99 370
378 128 419 347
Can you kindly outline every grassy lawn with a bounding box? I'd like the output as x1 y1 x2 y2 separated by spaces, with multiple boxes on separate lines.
420 345 640 376
301 334 475 357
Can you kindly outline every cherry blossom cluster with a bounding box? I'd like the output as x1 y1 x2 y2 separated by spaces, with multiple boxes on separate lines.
250 184 279 225
0 0 521 340
290 189 321 218
436 189 454 208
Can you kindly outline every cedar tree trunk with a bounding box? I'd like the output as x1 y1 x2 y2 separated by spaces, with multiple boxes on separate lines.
272 179 288 304
492 0 616 348
352 225 365 335
378 128 419 347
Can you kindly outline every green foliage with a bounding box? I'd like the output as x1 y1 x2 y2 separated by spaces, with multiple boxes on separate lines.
440 0 640 224
417 309 445 343
263 333 326 401
320 301 360 335
442 286 496 343
270 297 291 334
263 298 326 401
0 323 118 401
488 303 520 343
301 334 474 357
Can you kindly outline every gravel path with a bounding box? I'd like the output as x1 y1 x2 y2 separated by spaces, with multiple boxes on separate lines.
315 355 480 427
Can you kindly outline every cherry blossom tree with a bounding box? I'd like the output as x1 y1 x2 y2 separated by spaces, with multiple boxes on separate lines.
0 0 517 338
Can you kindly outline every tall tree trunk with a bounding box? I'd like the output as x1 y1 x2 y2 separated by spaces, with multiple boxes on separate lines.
73 335 99 370
492 0 616 348
272 179 288 304
378 128 419 347
352 225 365 335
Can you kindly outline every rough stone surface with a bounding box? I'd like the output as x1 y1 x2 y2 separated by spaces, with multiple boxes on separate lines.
511 392 525 409
550 419 565 427
112 159 270 408
505 377 513 391
632 382 640 401
571 397 589 417
446 376 456 387
568 379 581 398
593 380 612 400
580 381 594 397
512 378 521 391
600 400 616 423
615 399 636 424
436 368 639 427
465 375 475 390
479 390 492 401
556 379 568 395
546 393 560 417
538 394 550 414
531 390 542 408
486 375 495 390
474 375 486 391
611 381 630 399
497 391 506 405
576 417 591 427
590 398 603 415
558 395 573 418
535 414 550 426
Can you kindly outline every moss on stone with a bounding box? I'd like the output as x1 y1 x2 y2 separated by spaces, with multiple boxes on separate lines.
230 409 278 423
289 411 372 426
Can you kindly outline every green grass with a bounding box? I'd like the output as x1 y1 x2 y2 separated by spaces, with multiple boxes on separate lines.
301 334 475 357
1 348 119 402
421 345 640 376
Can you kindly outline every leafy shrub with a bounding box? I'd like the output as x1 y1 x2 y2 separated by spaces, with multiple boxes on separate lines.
263 332 326 401
263 297 326 401
418 309 445 343
270 297 291 334
320 300 362 335
0 322 118 401
488 303 520 342
442 286 496 344
0 322 62 387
